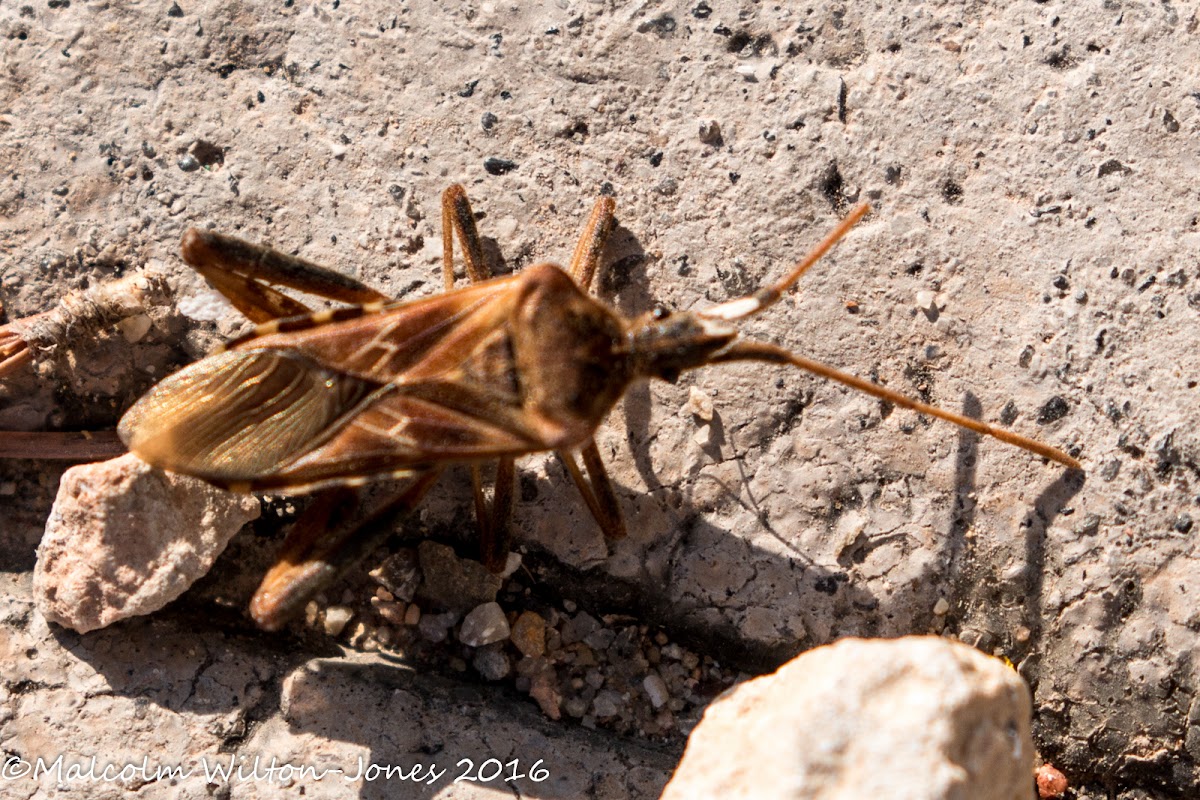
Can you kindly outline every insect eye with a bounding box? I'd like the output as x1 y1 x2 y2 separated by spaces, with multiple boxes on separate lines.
651 304 670 320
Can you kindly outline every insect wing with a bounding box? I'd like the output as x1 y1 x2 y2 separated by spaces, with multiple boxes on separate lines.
118 348 383 486
240 277 520 385
119 275 559 489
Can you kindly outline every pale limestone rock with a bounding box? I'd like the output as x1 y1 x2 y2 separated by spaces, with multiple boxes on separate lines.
33 453 259 633
458 601 510 647
663 637 1034 800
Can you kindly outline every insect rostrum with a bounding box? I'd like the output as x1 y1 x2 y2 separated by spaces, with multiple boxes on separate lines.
117 185 1080 630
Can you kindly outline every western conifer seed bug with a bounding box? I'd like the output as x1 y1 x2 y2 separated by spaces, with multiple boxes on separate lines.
115 185 1081 629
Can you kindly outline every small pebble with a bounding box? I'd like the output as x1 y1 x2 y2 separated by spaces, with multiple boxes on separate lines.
346 621 370 648
116 314 152 343
418 611 458 643
564 696 589 718
561 611 600 645
1003 563 1028 583
583 627 616 651
324 606 354 636
1035 763 1068 799
529 674 562 720
473 647 511 681
369 549 421 602
375 600 406 627
417 541 502 611
459 602 511 647
685 386 714 421
655 177 678 196
572 643 598 668
1073 514 1101 537
510 610 547 657
500 551 522 578
643 674 670 708
932 597 950 616
403 603 421 626
592 689 624 719
916 290 937 311
483 157 518 175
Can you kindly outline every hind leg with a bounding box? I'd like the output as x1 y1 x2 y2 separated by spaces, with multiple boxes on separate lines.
556 195 629 541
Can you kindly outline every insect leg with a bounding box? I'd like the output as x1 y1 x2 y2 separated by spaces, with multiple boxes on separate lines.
249 468 443 630
556 440 629 541
441 184 490 289
474 457 515 572
180 229 389 324
439 184 519 571
0 321 34 378
0 430 124 460
568 196 617 292
560 196 629 541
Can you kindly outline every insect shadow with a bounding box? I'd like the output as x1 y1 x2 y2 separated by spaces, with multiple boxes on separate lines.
38 398 1079 800
42 605 676 799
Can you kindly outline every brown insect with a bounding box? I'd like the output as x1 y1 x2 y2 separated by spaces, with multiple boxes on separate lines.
113 185 1079 630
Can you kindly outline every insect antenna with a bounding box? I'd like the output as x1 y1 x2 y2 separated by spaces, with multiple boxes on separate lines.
707 341 1082 469
689 201 1080 469
700 202 871 323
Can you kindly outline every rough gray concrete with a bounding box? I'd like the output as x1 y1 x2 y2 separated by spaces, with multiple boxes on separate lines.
0 573 674 799
1 1 1197 797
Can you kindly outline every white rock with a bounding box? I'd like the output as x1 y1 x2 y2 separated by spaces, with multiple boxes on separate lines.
643 673 670 709
115 313 152 343
458 602 510 647
500 551 523 578
686 385 715 421
34 453 260 633
662 636 1034 800
324 606 354 636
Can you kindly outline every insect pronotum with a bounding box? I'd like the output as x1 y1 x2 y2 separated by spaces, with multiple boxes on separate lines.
115 185 1080 629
